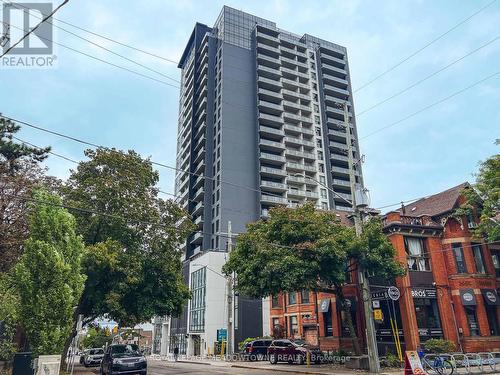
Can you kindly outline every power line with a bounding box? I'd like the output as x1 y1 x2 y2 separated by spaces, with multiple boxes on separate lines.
356 33 500 117
1 21 180 88
0 0 69 57
353 0 497 93
0 0 180 84
360 69 500 139
26 9 179 64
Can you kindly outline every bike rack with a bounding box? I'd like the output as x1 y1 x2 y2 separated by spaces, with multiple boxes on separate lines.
477 352 496 374
450 353 470 374
465 353 483 374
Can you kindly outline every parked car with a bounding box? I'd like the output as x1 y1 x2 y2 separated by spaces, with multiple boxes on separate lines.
100 344 147 375
267 339 323 365
242 339 273 361
83 348 105 367
80 349 90 365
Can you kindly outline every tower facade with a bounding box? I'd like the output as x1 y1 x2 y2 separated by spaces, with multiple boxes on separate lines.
171 6 363 355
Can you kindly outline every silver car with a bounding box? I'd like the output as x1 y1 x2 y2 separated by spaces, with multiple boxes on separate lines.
84 348 105 367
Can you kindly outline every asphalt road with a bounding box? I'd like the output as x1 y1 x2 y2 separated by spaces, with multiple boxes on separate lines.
147 360 309 374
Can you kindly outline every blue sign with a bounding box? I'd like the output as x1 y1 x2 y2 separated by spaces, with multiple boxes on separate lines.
217 329 227 342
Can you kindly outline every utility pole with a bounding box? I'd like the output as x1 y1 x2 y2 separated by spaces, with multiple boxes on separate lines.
226 221 233 359
341 102 380 373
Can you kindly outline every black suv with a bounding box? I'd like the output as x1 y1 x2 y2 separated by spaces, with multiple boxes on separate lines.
242 339 273 361
100 344 147 375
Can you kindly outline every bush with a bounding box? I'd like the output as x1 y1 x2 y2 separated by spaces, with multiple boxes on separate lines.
424 339 456 354
382 353 402 368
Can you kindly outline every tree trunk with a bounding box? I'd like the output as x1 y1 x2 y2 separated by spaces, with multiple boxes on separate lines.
61 307 81 368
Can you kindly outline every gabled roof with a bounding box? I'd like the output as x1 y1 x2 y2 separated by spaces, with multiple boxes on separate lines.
399 182 469 218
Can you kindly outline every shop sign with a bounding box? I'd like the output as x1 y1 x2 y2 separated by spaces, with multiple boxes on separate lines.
376 329 403 336
460 289 477 306
319 298 330 312
388 286 401 301
373 309 383 322
405 351 425 374
481 289 500 306
217 329 227 342
411 288 437 299
371 290 388 300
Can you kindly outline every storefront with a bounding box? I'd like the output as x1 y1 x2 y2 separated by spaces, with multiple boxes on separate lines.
411 288 443 341
460 289 479 336
481 289 500 335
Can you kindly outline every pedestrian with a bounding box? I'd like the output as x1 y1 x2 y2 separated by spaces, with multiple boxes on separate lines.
173 346 179 362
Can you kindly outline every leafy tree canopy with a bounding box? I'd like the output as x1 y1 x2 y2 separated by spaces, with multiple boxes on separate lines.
63 148 193 327
456 153 500 241
223 203 405 298
0 116 50 174
14 190 85 356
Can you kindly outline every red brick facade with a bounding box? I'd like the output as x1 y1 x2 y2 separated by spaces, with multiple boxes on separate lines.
268 183 500 353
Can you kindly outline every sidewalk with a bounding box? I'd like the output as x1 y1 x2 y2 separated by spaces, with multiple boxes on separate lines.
150 356 404 375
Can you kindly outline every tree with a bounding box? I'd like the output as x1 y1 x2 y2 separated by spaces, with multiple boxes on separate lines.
82 326 112 349
61 148 193 357
13 190 85 356
0 118 52 273
0 116 50 175
0 274 19 362
223 204 405 353
456 153 500 241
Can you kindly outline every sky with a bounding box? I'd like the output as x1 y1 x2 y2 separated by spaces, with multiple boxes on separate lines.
1 0 499 211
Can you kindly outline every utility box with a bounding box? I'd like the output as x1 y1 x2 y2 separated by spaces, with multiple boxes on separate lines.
12 352 34 375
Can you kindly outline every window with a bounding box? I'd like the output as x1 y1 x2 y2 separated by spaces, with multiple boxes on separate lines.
271 295 280 308
315 127 321 136
472 244 486 274
319 176 326 184
288 292 297 305
319 164 324 173
321 202 328 210
452 243 467 273
189 267 206 332
486 304 500 335
272 317 280 328
318 151 323 159
320 189 327 199
404 237 430 271
316 139 322 148
290 316 298 335
414 298 441 330
301 290 310 303
314 115 320 124
492 253 500 277
313 104 319 112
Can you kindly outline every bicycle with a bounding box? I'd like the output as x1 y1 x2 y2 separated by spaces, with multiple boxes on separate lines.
422 354 454 375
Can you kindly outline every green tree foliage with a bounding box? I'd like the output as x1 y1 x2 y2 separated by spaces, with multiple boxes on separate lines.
13 190 85 355
63 148 193 327
223 204 404 297
423 338 455 354
456 153 500 241
223 204 405 353
0 275 19 361
0 117 49 175
0 119 53 273
82 326 112 349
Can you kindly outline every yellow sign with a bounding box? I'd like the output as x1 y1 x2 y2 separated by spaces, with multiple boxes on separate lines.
112 326 118 334
373 309 383 321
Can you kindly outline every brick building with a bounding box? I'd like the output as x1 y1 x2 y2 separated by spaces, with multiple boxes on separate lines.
269 183 500 353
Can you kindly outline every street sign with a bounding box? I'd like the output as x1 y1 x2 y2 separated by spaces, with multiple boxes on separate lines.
217 329 227 342
373 309 383 322
388 286 400 301
372 300 380 309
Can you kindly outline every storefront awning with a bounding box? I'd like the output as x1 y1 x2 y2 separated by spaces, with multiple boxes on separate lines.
460 289 477 306
319 298 330 312
481 289 500 306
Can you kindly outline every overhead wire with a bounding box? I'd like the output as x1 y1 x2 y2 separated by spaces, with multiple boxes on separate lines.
353 0 497 93
0 0 180 84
